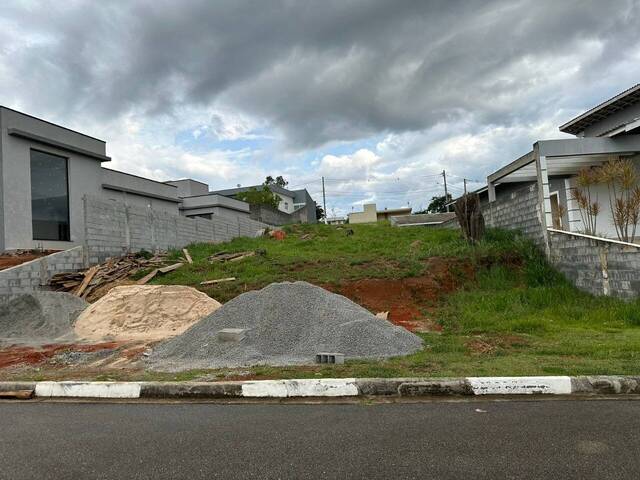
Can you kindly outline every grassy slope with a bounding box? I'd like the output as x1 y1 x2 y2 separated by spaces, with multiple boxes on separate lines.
146 222 640 380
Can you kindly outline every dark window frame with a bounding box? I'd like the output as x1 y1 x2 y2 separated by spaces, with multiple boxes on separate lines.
30 148 71 242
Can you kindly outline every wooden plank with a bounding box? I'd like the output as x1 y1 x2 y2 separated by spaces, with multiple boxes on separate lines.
158 262 183 274
200 277 236 285
182 248 193 264
136 268 159 285
74 266 99 297
228 252 256 262
0 390 34 399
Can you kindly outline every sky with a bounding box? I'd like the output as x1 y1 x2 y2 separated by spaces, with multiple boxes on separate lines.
1 0 640 216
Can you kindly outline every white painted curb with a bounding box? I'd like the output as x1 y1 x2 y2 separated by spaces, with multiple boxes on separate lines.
241 378 359 398
467 376 572 395
35 382 142 399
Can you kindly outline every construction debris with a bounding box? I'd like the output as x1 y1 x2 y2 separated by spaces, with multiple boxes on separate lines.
148 281 423 371
158 262 183 273
375 311 389 320
74 285 222 342
182 249 193 264
49 253 168 301
200 277 236 285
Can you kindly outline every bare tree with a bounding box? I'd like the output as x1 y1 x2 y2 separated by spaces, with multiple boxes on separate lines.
599 158 640 242
454 193 485 244
571 167 600 236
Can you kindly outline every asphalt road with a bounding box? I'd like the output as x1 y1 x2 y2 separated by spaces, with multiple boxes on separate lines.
1 399 639 479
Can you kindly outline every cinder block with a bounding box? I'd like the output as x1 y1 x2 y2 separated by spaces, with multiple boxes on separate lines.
315 352 345 365
217 328 246 342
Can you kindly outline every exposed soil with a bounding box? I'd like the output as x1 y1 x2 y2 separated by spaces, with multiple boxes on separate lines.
0 250 60 271
0 341 139 370
329 257 475 333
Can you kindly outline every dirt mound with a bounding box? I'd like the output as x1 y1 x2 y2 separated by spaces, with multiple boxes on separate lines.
0 292 87 345
74 285 221 341
148 281 423 371
332 258 473 332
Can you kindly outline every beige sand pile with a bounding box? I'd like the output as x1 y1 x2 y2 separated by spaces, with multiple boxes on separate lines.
74 285 221 341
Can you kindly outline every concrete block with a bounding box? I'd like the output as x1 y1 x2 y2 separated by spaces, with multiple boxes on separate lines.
217 328 246 342
315 352 345 364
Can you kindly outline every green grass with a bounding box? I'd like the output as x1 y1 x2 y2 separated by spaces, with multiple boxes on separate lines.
155 222 526 302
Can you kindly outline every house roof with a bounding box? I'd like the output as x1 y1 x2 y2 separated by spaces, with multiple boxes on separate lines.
559 84 640 135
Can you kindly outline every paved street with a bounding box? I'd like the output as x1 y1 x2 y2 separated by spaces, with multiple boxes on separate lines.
0 399 639 479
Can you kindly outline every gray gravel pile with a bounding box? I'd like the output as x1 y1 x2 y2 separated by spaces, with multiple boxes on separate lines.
148 281 423 371
0 291 87 345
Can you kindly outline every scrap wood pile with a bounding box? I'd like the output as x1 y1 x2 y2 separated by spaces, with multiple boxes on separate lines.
49 253 170 301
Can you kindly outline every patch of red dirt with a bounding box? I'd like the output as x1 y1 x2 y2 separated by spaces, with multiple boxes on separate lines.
0 250 60 271
0 342 121 369
327 257 475 333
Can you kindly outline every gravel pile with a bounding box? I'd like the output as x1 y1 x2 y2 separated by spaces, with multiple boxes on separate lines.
148 281 423 371
0 292 87 345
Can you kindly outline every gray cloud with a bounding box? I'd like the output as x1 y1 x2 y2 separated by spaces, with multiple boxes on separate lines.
2 0 639 150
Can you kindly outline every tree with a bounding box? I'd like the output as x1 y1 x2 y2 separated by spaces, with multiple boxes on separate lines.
315 204 325 221
235 185 281 208
416 194 452 214
265 175 288 188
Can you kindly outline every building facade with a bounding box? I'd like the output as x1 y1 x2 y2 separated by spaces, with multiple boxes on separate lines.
0 106 316 252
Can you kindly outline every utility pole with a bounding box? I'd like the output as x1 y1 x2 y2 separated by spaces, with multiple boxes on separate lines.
442 170 450 212
322 176 328 224
463 178 467 196
442 170 448 199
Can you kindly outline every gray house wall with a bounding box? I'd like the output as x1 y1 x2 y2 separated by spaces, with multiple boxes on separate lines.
101 168 180 214
581 102 640 137
0 107 107 251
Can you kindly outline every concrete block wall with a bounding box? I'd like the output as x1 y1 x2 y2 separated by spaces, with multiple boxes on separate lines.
482 183 545 247
83 195 268 262
549 231 640 300
249 203 311 226
0 246 85 302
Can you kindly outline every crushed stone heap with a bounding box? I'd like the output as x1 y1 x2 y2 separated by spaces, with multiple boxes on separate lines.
74 285 221 341
148 281 423 371
0 292 87 345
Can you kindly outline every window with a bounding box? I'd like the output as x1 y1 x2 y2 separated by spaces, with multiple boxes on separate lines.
30 150 70 241
284 202 289 210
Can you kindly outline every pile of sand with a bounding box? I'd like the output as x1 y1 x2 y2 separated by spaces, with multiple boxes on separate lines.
74 285 221 341
0 292 87 345
148 281 423 371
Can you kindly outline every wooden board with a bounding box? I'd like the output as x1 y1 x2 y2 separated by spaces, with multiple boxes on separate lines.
136 269 159 285
182 249 193 264
158 263 183 274
200 277 236 285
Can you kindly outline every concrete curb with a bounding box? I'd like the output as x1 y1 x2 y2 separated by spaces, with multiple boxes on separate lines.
3 376 640 400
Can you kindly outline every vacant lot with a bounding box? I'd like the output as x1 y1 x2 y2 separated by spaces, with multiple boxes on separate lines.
143 222 640 380
2 222 639 382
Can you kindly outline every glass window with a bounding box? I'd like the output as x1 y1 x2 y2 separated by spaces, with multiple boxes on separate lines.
30 150 70 241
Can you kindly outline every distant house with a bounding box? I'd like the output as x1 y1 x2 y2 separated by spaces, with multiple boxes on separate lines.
326 216 347 225
348 203 412 224
210 184 317 224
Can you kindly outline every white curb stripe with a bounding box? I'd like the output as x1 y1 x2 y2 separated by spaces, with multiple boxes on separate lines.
241 379 359 397
467 376 572 395
35 382 141 399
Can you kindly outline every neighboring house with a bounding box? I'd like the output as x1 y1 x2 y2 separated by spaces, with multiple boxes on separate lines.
211 184 317 224
326 216 347 225
476 83 640 248
348 203 412 224
0 106 314 252
390 212 457 228
454 84 640 299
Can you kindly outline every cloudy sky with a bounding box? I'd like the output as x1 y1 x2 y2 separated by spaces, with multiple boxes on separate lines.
2 0 639 215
